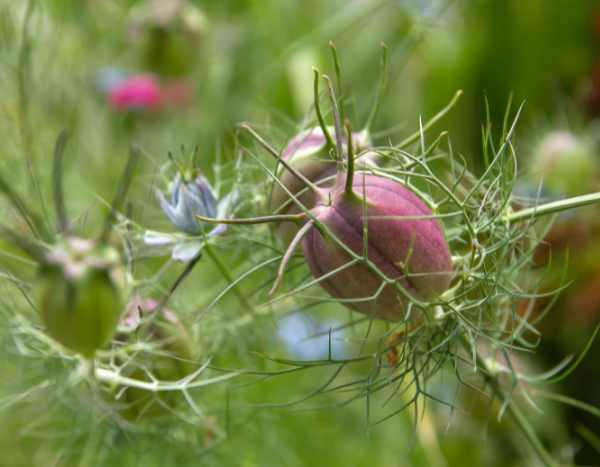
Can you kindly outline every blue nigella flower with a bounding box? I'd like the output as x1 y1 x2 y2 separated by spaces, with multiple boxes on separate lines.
156 173 217 235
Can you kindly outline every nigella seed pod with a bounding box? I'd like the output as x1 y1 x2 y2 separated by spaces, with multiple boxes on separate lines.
36 238 126 357
302 173 453 322
270 126 376 243
157 172 217 235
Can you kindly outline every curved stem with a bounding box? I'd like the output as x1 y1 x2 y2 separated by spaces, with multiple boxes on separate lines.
269 220 314 296
313 68 335 149
460 335 558 467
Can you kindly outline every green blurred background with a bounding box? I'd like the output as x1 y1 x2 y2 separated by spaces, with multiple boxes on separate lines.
0 0 599 466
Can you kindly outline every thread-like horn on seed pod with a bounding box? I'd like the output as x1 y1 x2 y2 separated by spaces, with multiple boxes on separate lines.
269 125 378 244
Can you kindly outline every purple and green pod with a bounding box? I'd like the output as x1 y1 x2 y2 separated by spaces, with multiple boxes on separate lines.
270 126 376 243
302 173 453 322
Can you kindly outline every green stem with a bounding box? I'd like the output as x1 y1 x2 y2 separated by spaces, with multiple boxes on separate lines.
312 69 335 149
204 242 254 313
329 41 345 124
196 212 304 226
52 130 69 232
448 191 600 239
460 336 558 467
100 146 140 242
505 191 600 223
324 75 344 165
506 400 558 467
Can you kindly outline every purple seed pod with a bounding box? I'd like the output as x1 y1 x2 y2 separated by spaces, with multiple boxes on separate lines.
270 126 376 243
302 173 453 322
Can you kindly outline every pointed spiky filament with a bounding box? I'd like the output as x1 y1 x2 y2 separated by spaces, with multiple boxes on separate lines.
364 42 388 132
0 173 47 239
269 220 314 296
196 212 306 226
323 74 347 194
100 146 141 242
329 41 344 124
312 68 335 150
52 130 69 233
397 90 463 149
240 123 323 197
0 224 45 262
323 75 344 164
167 150 187 180
344 120 355 197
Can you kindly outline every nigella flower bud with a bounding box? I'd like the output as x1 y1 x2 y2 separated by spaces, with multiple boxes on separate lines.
156 173 217 235
302 173 453 322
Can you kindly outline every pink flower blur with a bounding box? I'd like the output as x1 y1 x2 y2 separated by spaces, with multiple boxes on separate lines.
107 74 162 111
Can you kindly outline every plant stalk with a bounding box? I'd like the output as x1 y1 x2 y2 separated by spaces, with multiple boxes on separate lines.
447 191 600 239
505 191 600 223
204 242 254 314
460 335 558 467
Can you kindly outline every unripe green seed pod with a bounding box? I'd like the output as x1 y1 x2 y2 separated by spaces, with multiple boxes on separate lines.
302 173 453 322
36 238 126 358
531 130 597 197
